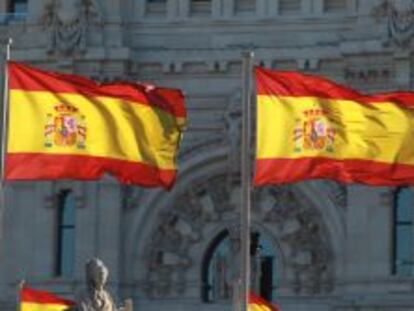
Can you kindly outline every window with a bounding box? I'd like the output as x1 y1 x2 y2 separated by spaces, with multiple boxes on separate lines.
8 0 27 14
202 230 278 303
235 0 256 15
324 0 347 13
190 0 211 16
393 188 414 276
5 0 27 21
55 189 76 278
279 0 301 15
146 0 167 17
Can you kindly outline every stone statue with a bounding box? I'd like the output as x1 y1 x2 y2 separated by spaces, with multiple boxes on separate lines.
42 0 102 55
373 0 414 46
72 258 132 311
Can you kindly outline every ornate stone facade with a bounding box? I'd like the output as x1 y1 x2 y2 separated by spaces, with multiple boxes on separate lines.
1 1 414 311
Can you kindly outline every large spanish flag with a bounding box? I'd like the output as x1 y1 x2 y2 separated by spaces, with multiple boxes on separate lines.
6 62 186 189
255 67 414 186
249 292 280 311
20 286 75 311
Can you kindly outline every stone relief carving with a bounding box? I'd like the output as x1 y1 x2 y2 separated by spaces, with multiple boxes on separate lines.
42 0 102 55
373 0 414 47
142 174 335 298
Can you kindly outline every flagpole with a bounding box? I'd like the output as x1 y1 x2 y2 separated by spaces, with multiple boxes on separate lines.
239 51 254 311
0 38 12 240
1 38 12 182
16 279 25 311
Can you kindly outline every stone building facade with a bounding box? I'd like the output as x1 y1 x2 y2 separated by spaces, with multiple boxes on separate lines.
1 0 414 310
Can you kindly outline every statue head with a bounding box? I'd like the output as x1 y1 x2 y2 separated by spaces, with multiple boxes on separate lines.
86 258 109 290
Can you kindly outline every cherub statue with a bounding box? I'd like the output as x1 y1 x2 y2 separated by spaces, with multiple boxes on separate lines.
72 258 132 311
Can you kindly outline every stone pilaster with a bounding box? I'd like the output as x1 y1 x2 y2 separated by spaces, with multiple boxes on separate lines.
95 180 121 293
394 51 411 90
345 185 393 292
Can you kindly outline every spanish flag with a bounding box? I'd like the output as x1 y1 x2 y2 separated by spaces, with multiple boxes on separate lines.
6 62 186 189
255 67 414 186
249 292 280 311
20 286 75 311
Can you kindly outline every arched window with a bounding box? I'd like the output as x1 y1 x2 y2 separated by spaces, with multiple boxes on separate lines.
55 189 76 278
393 187 414 276
201 230 278 303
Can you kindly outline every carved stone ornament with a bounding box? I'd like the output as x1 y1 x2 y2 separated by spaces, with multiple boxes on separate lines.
373 0 414 47
142 175 335 298
42 0 102 55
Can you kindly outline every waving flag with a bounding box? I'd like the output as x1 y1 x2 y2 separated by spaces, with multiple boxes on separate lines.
20 286 75 311
249 292 280 311
6 62 186 189
255 66 414 186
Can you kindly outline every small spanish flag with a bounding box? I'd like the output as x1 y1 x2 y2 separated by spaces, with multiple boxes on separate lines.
255 67 414 186
6 62 186 189
249 292 280 311
20 286 75 311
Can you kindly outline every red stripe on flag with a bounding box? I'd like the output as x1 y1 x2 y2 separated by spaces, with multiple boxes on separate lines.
21 287 75 306
8 61 186 118
6 153 177 189
255 157 414 186
255 67 414 107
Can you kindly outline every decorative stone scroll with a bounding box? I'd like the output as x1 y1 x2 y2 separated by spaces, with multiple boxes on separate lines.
373 0 414 47
42 0 102 55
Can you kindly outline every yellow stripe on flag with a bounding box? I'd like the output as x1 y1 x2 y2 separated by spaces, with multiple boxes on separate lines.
248 302 274 311
257 95 414 164
8 90 184 169
21 302 72 311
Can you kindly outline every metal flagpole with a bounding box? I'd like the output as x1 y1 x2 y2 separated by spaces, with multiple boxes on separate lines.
239 51 254 311
1 38 12 182
0 38 13 239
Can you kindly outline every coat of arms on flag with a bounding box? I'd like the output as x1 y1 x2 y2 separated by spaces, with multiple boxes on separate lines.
293 108 336 153
44 103 86 149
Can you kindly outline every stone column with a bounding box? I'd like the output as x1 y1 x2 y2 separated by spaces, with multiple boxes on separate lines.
394 51 411 90
137 0 146 18
104 0 123 46
75 182 98 280
301 0 312 15
312 0 323 15
222 0 234 18
178 0 190 18
0 1 7 13
95 180 122 294
256 0 278 19
347 0 357 13
358 0 374 14
167 0 179 20
345 185 393 293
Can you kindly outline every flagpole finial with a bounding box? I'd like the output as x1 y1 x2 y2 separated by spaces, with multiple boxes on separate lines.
18 279 25 289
